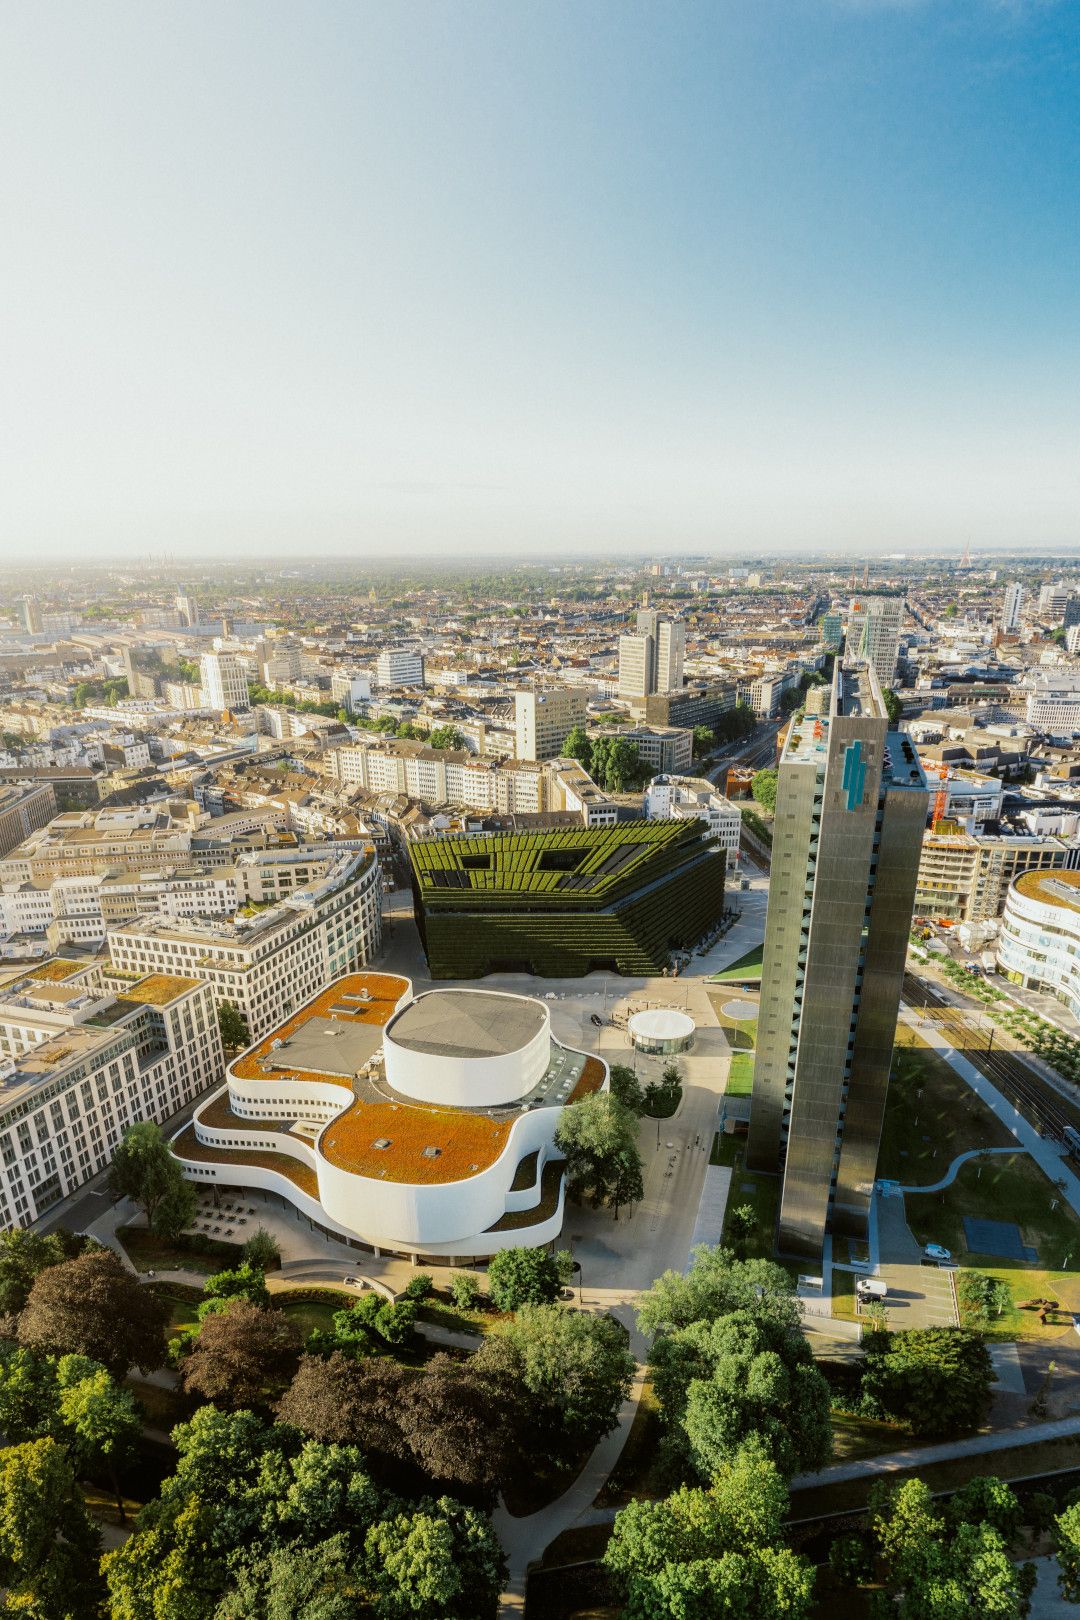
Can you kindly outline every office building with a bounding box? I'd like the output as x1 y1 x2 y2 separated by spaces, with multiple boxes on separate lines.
1025 674 1080 735
1038 583 1075 622
200 653 250 713
376 647 425 688
846 595 903 688
587 723 693 775
513 686 588 762
998 871 1080 1020
410 820 724 979
170 974 607 1259
747 660 927 1261
0 961 223 1230
175 593 200 627
913 829 1078 923
330 670 371 713
0 783 56 861
618 611 685 698
819 612 843 651
1001 583 1023 633
18 597 43 636
107 847 382 1039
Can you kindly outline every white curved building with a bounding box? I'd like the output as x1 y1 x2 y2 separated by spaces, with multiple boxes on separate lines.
170 972 607 1259
998 869 1080 1019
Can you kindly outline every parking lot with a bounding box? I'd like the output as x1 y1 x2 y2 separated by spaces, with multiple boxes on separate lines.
874 1191 959 1329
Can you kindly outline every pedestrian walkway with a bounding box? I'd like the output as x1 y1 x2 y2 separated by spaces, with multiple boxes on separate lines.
789 1412 1080 1491
899 1145 1016 1196
903 1010 1080 1221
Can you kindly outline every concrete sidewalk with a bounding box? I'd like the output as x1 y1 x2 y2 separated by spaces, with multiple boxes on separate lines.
789 1412 1080 1491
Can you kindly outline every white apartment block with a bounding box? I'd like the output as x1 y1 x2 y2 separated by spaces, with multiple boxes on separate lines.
376 648 425 688
330 670 372 712
106 847 383 1040
643 775 741 866
0 961 223 1230
201 653 251 713
514 687 588 762
749 670 800 718
333 739 548 815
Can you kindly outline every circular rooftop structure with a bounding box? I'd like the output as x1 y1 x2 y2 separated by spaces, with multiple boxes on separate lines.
383 989 551 1108
628 1007 696 1056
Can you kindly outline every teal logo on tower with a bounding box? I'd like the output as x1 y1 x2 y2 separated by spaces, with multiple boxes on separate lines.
841 741 866 811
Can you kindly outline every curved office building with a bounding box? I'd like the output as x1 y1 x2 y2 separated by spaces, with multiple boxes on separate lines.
170 972 607 1259
998 870 1080 1019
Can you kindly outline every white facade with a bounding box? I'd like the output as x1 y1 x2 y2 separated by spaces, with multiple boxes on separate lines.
1001 583 1023 633
376 648 425 688
0 963 223 1230
847 595 903 687
1025 675 1080 735
201 653 251 713
172 974 608 1258
643 775 741 865
107 849 382 1039
330 670 372 712
998 871 1080 1020
514 687 588 762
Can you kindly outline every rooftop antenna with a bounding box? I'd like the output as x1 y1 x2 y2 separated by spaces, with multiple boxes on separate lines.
960 538 972 570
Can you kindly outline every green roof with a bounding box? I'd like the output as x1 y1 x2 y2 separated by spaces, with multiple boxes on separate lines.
408 820 703 905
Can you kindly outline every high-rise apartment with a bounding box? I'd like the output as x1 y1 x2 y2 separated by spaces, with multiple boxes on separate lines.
19 596 42 636
846 595 903 687
514 686 588 761
655 619 686 693
747 659 927 1261
200 653 250 712
1001 583 1023 633
175 592 200 627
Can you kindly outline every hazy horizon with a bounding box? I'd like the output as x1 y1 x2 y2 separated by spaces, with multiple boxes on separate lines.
2 1 1078 562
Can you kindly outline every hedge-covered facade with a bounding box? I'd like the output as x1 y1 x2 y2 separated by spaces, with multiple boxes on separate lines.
409 821 725 978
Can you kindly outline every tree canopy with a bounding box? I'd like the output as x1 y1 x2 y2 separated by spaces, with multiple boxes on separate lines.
0 1437 103 1620
860 1326 995 1439
867 1476 1036 1618
109 1121 197 1237
750 768 777 814
485 1246 565 1311
555 1091 644 1217
18 1248 168 1376
180 1301 302 1409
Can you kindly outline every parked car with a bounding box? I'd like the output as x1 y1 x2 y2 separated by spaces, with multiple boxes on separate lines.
923 1243 952 1262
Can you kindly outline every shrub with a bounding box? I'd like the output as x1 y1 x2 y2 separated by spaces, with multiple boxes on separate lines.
402 1273 434 1301
242 1228 281 1270
449 1273 481 1311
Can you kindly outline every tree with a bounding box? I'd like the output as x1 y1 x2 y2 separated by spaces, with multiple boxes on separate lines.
608 1063 645 1116
750 768 777 814
0 1342 60 1441
375 1301 416 1345
428 725 465 751
882 686 903 725
561 725 593 770
19 1248 168 1376
362 1496 506 1619
180 1301 302 1409
860 1326 995 1439
727 1204 756 1257
203 1262 271 1309
277 1353 412 1467
218 999 251 1050
486 1246 563 1311
869 1476 1036 1618
473 1304 633 1463
395 1353 514 1495
637 1245 801 1337
1056 1500 1080 1602
449 1273 480 1311
0 1437 102 1620
555 1091 643 1214
109 1121 197 1236
219 1535 358 1620
243 1227 281 1270
692 725 715 759
651 1309 832 1481
956 1270 1011 1329
0 1227 82 1316
56 1354 141 1521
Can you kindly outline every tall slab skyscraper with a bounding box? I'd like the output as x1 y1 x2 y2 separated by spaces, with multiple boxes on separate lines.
747 659 927 1261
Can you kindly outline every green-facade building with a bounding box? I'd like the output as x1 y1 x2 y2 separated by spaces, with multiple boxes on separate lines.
409 821 725 980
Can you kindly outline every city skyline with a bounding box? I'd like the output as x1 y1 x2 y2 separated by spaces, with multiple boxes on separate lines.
2 0 1078 560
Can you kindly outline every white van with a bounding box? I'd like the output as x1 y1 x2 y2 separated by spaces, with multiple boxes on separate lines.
856 1277 888 1301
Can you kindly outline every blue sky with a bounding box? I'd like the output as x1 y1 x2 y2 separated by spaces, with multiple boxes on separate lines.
1 0 1077 561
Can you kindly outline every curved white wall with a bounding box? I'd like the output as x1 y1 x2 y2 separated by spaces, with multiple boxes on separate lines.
998 885 1080 1018
383 990 551 1107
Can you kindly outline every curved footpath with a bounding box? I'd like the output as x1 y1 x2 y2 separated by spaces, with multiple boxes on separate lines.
898 1144 1016 1196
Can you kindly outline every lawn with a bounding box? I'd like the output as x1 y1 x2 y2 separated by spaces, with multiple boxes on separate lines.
726 1052 755 1097
415 1295 486 1336
117 1224 244 1274
904 1152 1080 1338
877 1027 1015 1186
831 1267 857 1323
715 1137 780 1261
710 943 764 984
